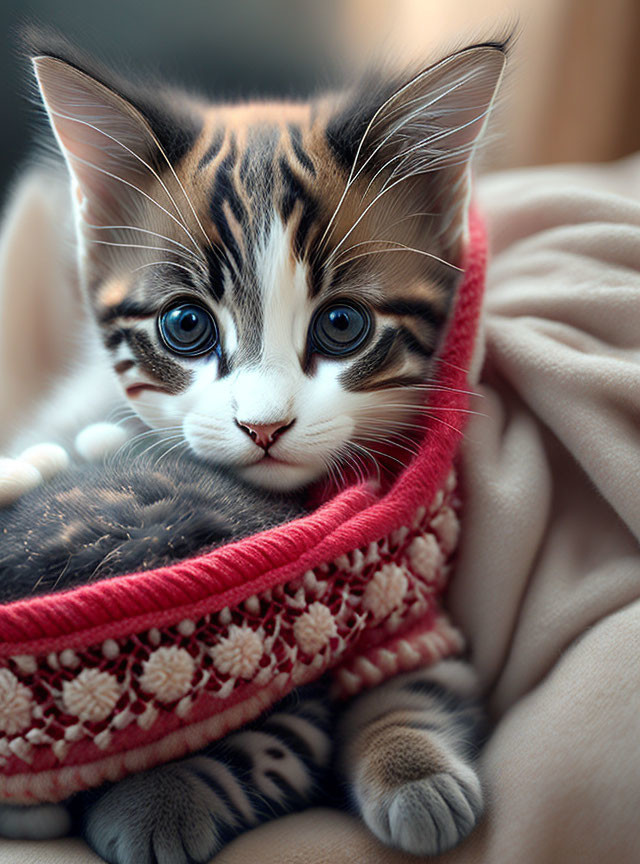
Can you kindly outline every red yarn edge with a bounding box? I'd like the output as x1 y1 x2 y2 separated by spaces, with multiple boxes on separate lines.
0 210 486 654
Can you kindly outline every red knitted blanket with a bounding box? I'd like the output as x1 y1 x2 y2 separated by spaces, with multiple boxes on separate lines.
0 212 486 804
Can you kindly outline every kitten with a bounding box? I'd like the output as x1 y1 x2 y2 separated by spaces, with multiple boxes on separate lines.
0 447 305 603
0 450 483 863
0 27 506 863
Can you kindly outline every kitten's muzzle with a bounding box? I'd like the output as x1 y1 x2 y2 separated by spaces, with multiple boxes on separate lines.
235 419 296 451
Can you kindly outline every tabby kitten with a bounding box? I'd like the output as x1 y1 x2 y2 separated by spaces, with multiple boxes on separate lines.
0 449 482 863
0 28 505 863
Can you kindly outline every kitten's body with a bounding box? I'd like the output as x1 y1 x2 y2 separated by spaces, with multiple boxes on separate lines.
0 445 484 863
0 448 304 603
0 28 506 864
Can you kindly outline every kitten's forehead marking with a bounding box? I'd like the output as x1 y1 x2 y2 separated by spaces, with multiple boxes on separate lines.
189 104 340 280
257 217 311 366
185 113 332 370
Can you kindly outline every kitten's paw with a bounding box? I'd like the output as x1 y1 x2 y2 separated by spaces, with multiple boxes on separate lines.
359 760 483 856
81 760 235 864
0 801 72 839
74 423 129 461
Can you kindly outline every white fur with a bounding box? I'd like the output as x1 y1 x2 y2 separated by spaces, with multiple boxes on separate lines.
74 422 129 461
0 458 42 506
126 217 419 491
19 443 69 480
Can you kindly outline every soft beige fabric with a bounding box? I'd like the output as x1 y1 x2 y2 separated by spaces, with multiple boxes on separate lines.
0 169 80 449
1 156 639 862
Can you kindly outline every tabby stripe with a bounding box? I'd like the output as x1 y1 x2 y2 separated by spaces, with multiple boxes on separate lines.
340 327 401 391
98 301 157 324
397 325 435 358
103 328 127 351
278 157 318 256
216 135 247 224
124 329 192 392
307 249 327 299
210 135 245 272
113 359 135 374
188 757 256 824
188 767 242 823
376 297 445 328
198 127 225 170
288 124 316 176
204 245 226 302
369 374 427 391
261 767 303 801
125 383 172 398
262 717 324 766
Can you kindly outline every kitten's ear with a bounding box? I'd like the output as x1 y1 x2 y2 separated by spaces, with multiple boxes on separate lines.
331 42 507 256
29 37 199 227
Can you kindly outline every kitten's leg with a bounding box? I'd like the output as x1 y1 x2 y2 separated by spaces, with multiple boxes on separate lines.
79 683 334 864
0 801 72 840
338 659 485 856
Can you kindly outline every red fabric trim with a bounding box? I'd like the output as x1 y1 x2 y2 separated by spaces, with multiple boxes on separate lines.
0 210 486 652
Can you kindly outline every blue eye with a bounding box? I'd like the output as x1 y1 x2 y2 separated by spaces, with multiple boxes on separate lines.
311 299 372 356
158 303 218 356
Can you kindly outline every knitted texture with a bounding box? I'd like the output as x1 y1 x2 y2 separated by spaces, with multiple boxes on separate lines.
0 210 486 803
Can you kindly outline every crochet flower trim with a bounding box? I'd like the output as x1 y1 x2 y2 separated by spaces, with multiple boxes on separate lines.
0 469 461 799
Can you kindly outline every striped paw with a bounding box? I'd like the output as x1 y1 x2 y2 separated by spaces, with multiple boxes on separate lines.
360 760 483 855
81 685 333 864
339 662 486 856
0 444 69 507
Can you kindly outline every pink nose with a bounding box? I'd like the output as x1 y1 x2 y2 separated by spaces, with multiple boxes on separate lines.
236 419 295 450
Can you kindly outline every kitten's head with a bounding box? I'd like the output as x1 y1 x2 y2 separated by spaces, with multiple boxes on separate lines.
30 32 506 491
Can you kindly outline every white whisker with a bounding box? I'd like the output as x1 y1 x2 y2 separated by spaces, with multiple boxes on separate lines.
91 239 198 265
333 242 462 274
355 433 420 460
317 65 473 256
131 261 198 277
45 106 206 257
87 224 205 266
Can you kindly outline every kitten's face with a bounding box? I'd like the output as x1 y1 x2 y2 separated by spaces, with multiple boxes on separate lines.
33 38 505 490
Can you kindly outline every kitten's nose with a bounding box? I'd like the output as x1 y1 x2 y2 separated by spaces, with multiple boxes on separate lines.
236 419 295 450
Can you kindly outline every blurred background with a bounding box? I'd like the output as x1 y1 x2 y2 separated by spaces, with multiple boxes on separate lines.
1 0 639 201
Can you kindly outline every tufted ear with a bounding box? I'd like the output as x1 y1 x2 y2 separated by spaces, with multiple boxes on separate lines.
328 41 508 257
29 33 200 228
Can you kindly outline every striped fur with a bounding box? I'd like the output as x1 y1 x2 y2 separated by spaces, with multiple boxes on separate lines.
0 446 485 861
75 661 483 863
0 31 505 862
77 683 335 864
0 662 483 863
338 660 485 855
24 31 506 492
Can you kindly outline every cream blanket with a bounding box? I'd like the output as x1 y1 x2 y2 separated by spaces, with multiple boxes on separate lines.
1 155 639 862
